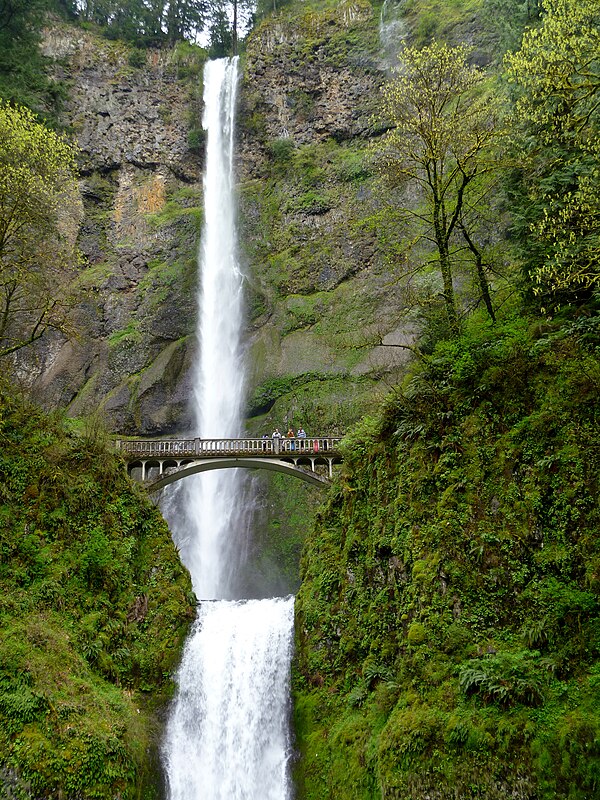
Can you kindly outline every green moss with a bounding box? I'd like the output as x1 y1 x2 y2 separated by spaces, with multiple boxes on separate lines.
169 40 208 80
407 622 427 645
267 137 296 163
73 261 114 290
401 0 486 47
253 0 378 68
0 384 193 799
248 373 377 435
293 314 600 798
108 320 142 347
145 185 202 230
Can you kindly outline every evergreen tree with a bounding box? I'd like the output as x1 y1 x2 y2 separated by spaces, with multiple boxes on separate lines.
0 0 63 112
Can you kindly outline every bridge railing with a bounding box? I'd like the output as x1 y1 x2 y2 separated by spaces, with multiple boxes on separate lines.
115 437 342 459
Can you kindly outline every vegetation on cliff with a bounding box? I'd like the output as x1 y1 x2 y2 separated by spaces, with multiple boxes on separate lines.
0 101 81 359
1 0 599 797
294 310 600 799
0 0 70 115
290 0 600 798
0 385 194 799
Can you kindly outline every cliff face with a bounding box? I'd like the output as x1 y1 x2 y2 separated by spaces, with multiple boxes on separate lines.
11 1 498 441
14 26 204 434
238 0 416 435
293 319 600 800
13 4 415 438
0 386 194 799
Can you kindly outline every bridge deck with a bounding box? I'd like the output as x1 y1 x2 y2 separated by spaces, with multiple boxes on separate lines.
115 436 343 489
116 436 342 460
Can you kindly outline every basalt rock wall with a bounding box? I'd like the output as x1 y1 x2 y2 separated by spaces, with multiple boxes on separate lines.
14 25 204 434
237 0 416 437
14 4 414 438
15 1 491 440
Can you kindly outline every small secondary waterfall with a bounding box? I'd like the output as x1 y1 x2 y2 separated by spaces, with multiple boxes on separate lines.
379 0 406 71
162 58 294 800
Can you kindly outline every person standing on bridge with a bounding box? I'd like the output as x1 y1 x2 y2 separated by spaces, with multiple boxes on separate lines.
297 426 306 451
272 427 282 454
287 428 295 451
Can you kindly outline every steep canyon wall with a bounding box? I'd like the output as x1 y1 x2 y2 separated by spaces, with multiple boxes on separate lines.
15 2 417 438
19 26 203 434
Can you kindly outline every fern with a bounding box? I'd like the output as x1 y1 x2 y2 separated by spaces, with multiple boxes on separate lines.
459 651 545 707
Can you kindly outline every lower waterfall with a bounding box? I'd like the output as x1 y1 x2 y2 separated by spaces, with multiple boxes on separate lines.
160 57 295 800
162 598 294 800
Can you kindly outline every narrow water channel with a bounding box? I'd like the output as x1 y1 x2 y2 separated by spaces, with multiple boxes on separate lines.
160 58 295 800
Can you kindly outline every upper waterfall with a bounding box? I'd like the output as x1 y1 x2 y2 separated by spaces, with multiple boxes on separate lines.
196 57 244 443
167 57 248 601
162 57 294 800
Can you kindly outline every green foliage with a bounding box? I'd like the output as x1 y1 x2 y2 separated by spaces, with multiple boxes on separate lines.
188 127 206 152
0 0 68 115
0 385 193 799
459 651 545 707
75 0 208 47
267 137 296 164
481 0 540 54
0 102 81 359
127 47 146 67
170 39 207 78
294 312 600 798
373 40 504 330
505 0 600 306
400 0 489 49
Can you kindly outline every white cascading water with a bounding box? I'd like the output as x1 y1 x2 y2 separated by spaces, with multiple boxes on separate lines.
161 58 294 800
379 0 406 71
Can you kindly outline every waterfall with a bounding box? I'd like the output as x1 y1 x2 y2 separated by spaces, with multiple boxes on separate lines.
161 58 294 800
379 0 406 72
163 598 294 800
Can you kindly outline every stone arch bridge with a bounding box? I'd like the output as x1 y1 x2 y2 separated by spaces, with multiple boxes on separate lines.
115 436 343 490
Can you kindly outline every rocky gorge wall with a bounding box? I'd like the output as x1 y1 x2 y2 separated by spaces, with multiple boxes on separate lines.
14 25 205 434
9 0 501 592
238 0 414 437
13 0 503 440
13 1 417 440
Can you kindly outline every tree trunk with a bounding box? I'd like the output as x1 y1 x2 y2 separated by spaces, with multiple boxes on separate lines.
232 0 238 55
460 223 496 322
433 199 459 333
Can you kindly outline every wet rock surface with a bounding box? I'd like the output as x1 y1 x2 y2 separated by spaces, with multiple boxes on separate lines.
18 26 202 434
16 8 413 436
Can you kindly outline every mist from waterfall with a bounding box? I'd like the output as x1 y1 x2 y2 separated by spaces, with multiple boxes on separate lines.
161 58 294 800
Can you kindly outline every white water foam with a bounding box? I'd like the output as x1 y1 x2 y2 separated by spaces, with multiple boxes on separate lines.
162 57 294 800
163 598 294 800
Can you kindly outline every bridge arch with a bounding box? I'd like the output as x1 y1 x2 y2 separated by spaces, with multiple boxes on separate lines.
117 436 342 491
142 457 331 491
